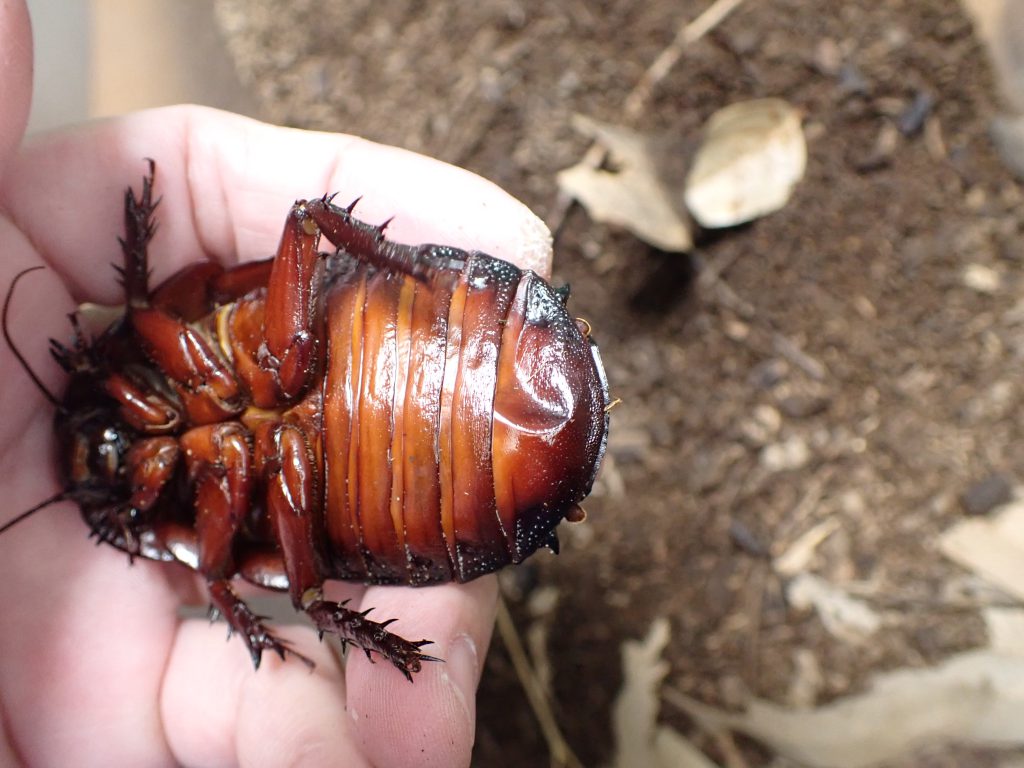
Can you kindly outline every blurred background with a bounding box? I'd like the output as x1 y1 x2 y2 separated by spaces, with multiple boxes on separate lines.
26 0 254 132
24 1 1024 766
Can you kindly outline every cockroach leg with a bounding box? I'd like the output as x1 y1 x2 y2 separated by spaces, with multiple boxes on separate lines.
260 202 323 401
256 420 438 678
304 598 441 682
149 261 225 321
206 580 313 669
130 307 243 424
255 421 329 606
306 197 468 284
125 437 180 512
180 422 309 668
211 257 275 303
105 373 182 434
117 158 159 309
182 423 252 579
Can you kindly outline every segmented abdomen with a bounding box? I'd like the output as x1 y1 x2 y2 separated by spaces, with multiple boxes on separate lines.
321 254 607 585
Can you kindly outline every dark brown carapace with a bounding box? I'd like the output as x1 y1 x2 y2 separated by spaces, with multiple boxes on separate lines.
2 162 609 679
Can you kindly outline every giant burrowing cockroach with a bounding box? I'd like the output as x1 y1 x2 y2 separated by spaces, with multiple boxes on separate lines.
1 162 610 679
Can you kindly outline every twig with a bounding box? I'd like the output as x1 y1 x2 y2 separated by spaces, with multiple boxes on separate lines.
742 560 767 694
772 331 827 381
496 596 584 768
623 0 750 119
547 0 749 233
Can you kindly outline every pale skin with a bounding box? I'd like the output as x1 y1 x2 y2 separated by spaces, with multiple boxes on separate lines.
0 2 553 765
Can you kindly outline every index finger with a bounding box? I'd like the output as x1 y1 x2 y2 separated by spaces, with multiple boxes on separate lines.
0 105 552 303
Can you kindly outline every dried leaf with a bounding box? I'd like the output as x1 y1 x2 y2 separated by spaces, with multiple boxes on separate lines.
558 116 693 252
940 497 1024 603
609 618 718 768
786 572 881 644
667 608 1024 768
774 518 841 577
684 98 807 228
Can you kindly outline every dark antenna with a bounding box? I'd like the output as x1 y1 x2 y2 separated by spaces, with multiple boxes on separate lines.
3 266 61 408
0 490 69 536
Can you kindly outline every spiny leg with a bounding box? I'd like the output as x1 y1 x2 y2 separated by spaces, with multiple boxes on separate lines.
305 196 468 283
205 581 312 670
304 600 440 683
254 421 438 680
117 159 159 308
107 163 243 424
81 436 180 561
182 423 311 668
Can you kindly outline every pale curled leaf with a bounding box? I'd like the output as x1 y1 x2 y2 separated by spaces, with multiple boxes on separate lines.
774 518 841 577
667 608 1024 767
786 572 881 644
685 98 807 228
609 617 718 768
558 116 693 252
940 497 1024 604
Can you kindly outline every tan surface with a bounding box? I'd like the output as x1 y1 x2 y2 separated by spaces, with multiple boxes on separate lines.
27 0 259 132
960 0 1024 111
90 0 257 118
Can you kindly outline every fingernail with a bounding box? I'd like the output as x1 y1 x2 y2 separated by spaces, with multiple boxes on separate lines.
514 207 553 278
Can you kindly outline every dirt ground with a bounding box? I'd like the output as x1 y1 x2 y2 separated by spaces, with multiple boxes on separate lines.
214 1 1024 765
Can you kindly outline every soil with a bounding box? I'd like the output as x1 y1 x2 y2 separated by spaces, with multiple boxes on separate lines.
214 1 1024 765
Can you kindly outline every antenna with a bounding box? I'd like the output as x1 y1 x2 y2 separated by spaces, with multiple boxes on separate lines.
3 266 61 407
0 491 69 536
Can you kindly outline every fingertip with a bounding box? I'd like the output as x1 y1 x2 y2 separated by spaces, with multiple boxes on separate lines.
160 619 247 766
162 618 368 768
234 631 369 768
2 105 551 301
181 107 552 271
345 578 498 768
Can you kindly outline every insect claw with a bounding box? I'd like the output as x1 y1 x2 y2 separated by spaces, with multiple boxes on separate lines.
317 630 324 641
417 654 444 664
412 639 433 648
364 648 375 663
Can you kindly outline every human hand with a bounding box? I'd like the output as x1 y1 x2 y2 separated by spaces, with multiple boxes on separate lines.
0 4 553 766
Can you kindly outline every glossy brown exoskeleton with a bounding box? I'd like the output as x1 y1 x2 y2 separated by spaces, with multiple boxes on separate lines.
2 162 610 679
